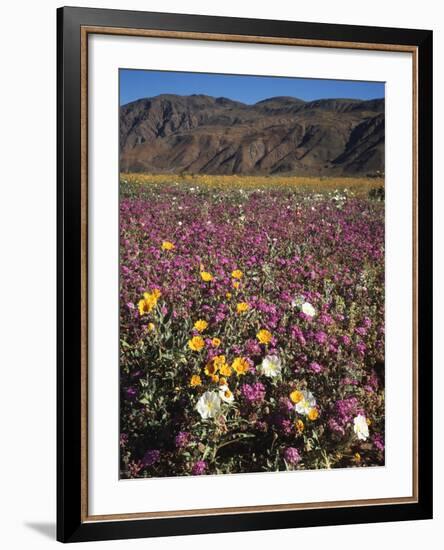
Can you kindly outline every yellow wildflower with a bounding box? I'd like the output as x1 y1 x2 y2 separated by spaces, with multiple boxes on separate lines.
226 292 232 299
219 377 227 386
200 271 213 282
204 361 218 376
210 374 220 383
147 322 155 332
161 241 175 251
256 329 272 345
219 363 233 377
213 355 227 370
211 337 221 348
138 299 147 316
194 319 208 332
232 357 250 376
295 419 305 433
308 408 319 421
138 289 161 316
188 336 205 352
290 390 304 404
232 281 240 289
231 269 243 279
354 452 361 463
189 374 202 387
236 302 250 314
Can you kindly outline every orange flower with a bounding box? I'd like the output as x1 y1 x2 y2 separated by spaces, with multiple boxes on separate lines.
308 408 319 421
295 419 305 433
290 390 304 404
211 337 221 348
189 375 202 387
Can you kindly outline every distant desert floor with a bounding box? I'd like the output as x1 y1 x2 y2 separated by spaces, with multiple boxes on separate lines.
119 173 384 198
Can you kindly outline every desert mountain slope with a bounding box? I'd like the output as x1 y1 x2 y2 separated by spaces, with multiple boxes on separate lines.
120 94 384 176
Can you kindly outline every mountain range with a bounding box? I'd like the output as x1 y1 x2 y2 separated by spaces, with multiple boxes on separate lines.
119 94 385 176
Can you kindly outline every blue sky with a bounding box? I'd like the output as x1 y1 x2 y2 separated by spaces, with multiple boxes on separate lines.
120 69 384 106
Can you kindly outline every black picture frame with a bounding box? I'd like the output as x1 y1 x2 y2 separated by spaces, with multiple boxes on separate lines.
57 6 433 543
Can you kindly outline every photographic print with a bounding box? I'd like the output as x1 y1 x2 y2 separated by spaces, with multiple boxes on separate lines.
58 9 432 541
119 69 386 479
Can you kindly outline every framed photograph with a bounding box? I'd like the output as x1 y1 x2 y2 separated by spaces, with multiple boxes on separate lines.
57 6 433 543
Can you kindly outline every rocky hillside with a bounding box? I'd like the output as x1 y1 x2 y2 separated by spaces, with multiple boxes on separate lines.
120 94 384 176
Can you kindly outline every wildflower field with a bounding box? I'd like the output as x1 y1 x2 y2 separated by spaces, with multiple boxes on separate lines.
119 175 385 479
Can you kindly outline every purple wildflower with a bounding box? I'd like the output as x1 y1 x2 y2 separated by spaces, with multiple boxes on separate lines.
341 334 352 346
328 418 346 437
284 447 301 465
309 361 324 373
362 317 372 328
241 382 266 403
279 397 294 413
142 449 160 467
355 342 367 356
291 325 306 345
191 460 207 475
275 417 292 436
244 338 262 356
373 433 385 452
314 331 328 345
175 431 191 449
125 386 138 400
